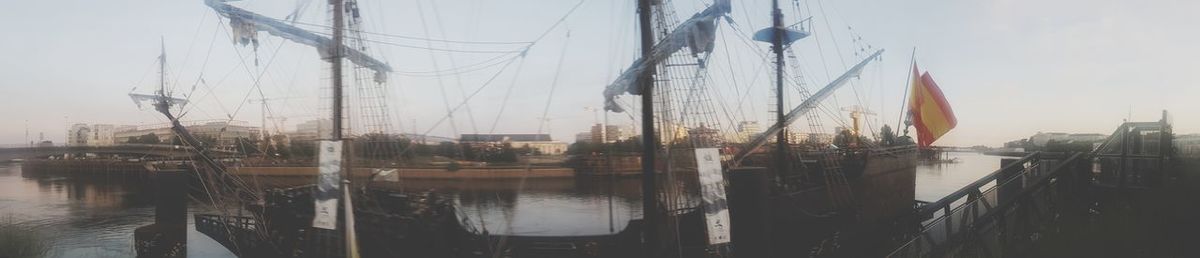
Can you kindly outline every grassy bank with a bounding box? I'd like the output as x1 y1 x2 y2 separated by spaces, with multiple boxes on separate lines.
0 219 48 258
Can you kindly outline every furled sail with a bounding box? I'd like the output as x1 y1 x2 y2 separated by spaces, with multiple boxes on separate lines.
204 0 393 83
603 0 731 112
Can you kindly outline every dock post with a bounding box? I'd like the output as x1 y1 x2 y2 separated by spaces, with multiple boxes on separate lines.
997 158 1023 205
728 167 771 258
135 168 189 258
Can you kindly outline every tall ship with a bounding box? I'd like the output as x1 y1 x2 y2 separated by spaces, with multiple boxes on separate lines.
597 0 954 256
124 0 958 257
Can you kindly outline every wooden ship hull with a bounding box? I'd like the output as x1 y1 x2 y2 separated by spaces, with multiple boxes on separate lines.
735 145 919 257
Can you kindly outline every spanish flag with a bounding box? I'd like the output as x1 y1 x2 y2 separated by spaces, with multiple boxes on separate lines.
909 64 957 147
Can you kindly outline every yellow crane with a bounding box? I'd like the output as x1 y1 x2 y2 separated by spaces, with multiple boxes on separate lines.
841 105 877 147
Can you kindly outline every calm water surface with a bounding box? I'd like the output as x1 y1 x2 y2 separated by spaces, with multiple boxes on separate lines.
2 153 999 257
0 164 641 257
0 165 234 257
915 152 1004 202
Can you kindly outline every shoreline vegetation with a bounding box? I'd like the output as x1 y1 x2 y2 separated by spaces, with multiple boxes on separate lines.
0 218 48 258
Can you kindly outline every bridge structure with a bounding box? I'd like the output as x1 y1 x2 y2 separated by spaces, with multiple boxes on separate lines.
887 111 1177 257
0 144 241 161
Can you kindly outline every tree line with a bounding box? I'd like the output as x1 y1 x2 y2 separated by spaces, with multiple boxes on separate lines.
127 132 556 164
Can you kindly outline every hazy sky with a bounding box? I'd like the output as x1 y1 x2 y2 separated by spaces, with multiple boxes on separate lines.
1 0 1197 147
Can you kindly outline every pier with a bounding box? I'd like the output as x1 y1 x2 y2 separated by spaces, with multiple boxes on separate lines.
887 111 1189 257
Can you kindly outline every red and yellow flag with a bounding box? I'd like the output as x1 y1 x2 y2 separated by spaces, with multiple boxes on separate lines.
908 64 957 147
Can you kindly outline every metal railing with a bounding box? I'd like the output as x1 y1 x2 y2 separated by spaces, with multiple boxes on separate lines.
887 152 1085 257
194 214 268 255
1090 115 1172 189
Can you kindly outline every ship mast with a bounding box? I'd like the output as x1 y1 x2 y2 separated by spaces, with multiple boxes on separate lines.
769 0 789 177
328 0 360 256
331 2 345 141
159 39 166 96
636 0 659 256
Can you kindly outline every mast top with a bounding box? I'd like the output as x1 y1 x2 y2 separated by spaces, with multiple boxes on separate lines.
752 27 809 46
158 36 167 97
752 0 809 46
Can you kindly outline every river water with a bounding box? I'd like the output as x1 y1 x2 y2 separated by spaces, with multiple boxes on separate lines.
0 152 999 257
914 152 1004 202
0 165 234 257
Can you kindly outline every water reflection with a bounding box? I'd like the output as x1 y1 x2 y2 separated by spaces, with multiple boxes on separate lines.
0 165 233 258
915 152 1004 201
1 164 645 256
454 178 643 236
2 154 999 257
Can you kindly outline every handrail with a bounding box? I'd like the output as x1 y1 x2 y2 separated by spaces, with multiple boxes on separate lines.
887 152 1083 257
914 152 1040 219
970 153 1082 226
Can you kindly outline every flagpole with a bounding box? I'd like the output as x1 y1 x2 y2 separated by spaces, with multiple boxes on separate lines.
895 47 917 135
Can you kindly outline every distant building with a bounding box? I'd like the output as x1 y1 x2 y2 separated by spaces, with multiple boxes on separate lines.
91 124 116 146
519 141 569 155
67 124 90 146
687 124 722 145
807 133 834 145
664 123 690 142
589 124 604 143
114 120 260 148
730 121 760 142
587 124 631 143
289 119 332 141
187 121 260 146
575 132 593 143
1029 132 1069 146
789 130 816 144
400 133 457 144
460 133 568 155
461 134 552 142
1066 133 1106 142
605 125 629 142
66 123 118 146
1176 134 1200 158
114 127 173 144
1028 132 1108 146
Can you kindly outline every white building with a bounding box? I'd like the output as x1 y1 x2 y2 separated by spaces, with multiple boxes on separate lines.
460 134 569 155
807 133 834 145
114 127 174 144
292 119 332 141
67 124 91 146
518 141 569 155
67 123 118 146
114 120 260 147
1176 134 1200 158
1029 132 1108 146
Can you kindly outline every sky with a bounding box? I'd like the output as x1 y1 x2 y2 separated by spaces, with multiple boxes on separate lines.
0 0 1197 147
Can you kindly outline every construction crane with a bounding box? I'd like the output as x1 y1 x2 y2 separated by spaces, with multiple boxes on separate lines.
583 106 601 125
250 97 295 156
841 105 877 147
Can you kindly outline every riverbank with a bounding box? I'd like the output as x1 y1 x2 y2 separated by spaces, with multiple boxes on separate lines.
18 159 583 180
231 166 577 179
